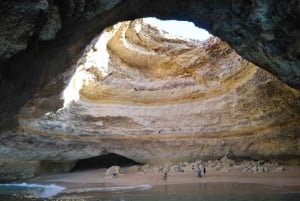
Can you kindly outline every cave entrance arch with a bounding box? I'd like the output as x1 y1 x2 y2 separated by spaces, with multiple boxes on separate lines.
71 153 143 172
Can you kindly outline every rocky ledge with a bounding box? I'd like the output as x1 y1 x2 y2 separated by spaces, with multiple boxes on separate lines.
120 156 285 175
0 19 299 181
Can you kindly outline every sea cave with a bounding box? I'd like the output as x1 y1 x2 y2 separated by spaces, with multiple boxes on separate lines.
0 0 299 185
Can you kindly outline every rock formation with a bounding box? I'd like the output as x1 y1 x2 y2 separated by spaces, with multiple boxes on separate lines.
0 19 299 181
1 0 299 88
137 156 285 174
0 0 300 130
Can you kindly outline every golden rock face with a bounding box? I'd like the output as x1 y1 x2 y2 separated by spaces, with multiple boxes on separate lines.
1 19 300 181
77 20 257 105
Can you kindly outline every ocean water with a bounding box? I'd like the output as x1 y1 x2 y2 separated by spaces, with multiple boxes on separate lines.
0 183 299 201
0 183 65 199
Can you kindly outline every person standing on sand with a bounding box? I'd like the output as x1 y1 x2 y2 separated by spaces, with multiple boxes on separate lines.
163 172 168 180
199 163 204 176
197 167 202 177
112 169 117 177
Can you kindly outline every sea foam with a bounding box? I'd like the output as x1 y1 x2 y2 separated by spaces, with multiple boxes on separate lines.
64 184 152 194
0 183 65 198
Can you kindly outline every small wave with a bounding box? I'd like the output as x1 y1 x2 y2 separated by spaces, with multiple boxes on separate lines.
0 183 65 198
64 184 152 194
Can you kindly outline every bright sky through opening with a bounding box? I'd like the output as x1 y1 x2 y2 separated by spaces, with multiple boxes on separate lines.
144 17 211 41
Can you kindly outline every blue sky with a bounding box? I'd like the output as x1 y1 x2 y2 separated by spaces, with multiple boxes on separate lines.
144 17 211 41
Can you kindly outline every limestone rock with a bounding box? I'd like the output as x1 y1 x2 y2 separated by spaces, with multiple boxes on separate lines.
170 165 182 173
0 0 49 61
38 5 61 41
128 165 141 173
135 158 284 175
104 166 120 178
0 18 299 181
274 167 285 173
0 0 299 90
220 156 235 167
0 159 39 182
1 0 300 135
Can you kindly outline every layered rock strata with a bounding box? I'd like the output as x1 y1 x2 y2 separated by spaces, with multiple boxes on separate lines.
1 19 299 181
0 0 299 89
1 0 300 132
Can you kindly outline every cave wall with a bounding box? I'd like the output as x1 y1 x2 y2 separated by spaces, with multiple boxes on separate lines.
0 18 299 181
0 0 299 129
0 0 300 181
1 0 300 85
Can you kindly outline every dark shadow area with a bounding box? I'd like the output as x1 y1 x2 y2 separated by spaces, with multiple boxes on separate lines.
70 153 143 172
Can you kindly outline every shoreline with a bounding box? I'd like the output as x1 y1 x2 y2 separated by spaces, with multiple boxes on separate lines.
29 166 300 192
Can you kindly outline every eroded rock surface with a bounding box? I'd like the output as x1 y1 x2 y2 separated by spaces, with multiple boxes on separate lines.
0 0 299 89
138 156 285 174
1 19 299 181
1 0 300 132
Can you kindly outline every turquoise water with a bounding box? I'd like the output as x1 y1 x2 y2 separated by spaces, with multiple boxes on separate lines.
0 183 65 198
0 183 299 201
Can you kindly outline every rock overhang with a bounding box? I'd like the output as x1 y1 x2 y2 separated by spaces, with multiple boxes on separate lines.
0 0 299 89
11 19 300 166
0 0 300 181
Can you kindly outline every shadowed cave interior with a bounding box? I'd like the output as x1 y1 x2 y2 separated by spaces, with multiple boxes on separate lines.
70 154 143 172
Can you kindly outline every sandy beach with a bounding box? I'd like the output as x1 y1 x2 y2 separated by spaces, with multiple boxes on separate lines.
29 166 300 192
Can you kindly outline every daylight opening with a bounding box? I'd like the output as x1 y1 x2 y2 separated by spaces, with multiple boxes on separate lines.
71 153 142 172
143 17 211 41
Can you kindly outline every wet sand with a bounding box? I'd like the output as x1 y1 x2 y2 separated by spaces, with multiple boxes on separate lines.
29 166 300 191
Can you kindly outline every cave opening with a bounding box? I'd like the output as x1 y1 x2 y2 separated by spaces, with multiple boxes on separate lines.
143 17 212 41
70 153 143 172
61 17 213 108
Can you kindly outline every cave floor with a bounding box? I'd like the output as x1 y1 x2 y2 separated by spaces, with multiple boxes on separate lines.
29 166 300 191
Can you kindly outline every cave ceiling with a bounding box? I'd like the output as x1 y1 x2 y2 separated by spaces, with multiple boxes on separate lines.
0 0 299 181
0 0 299 130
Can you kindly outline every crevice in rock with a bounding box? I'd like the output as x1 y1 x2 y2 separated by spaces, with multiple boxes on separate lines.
70 153 143 172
